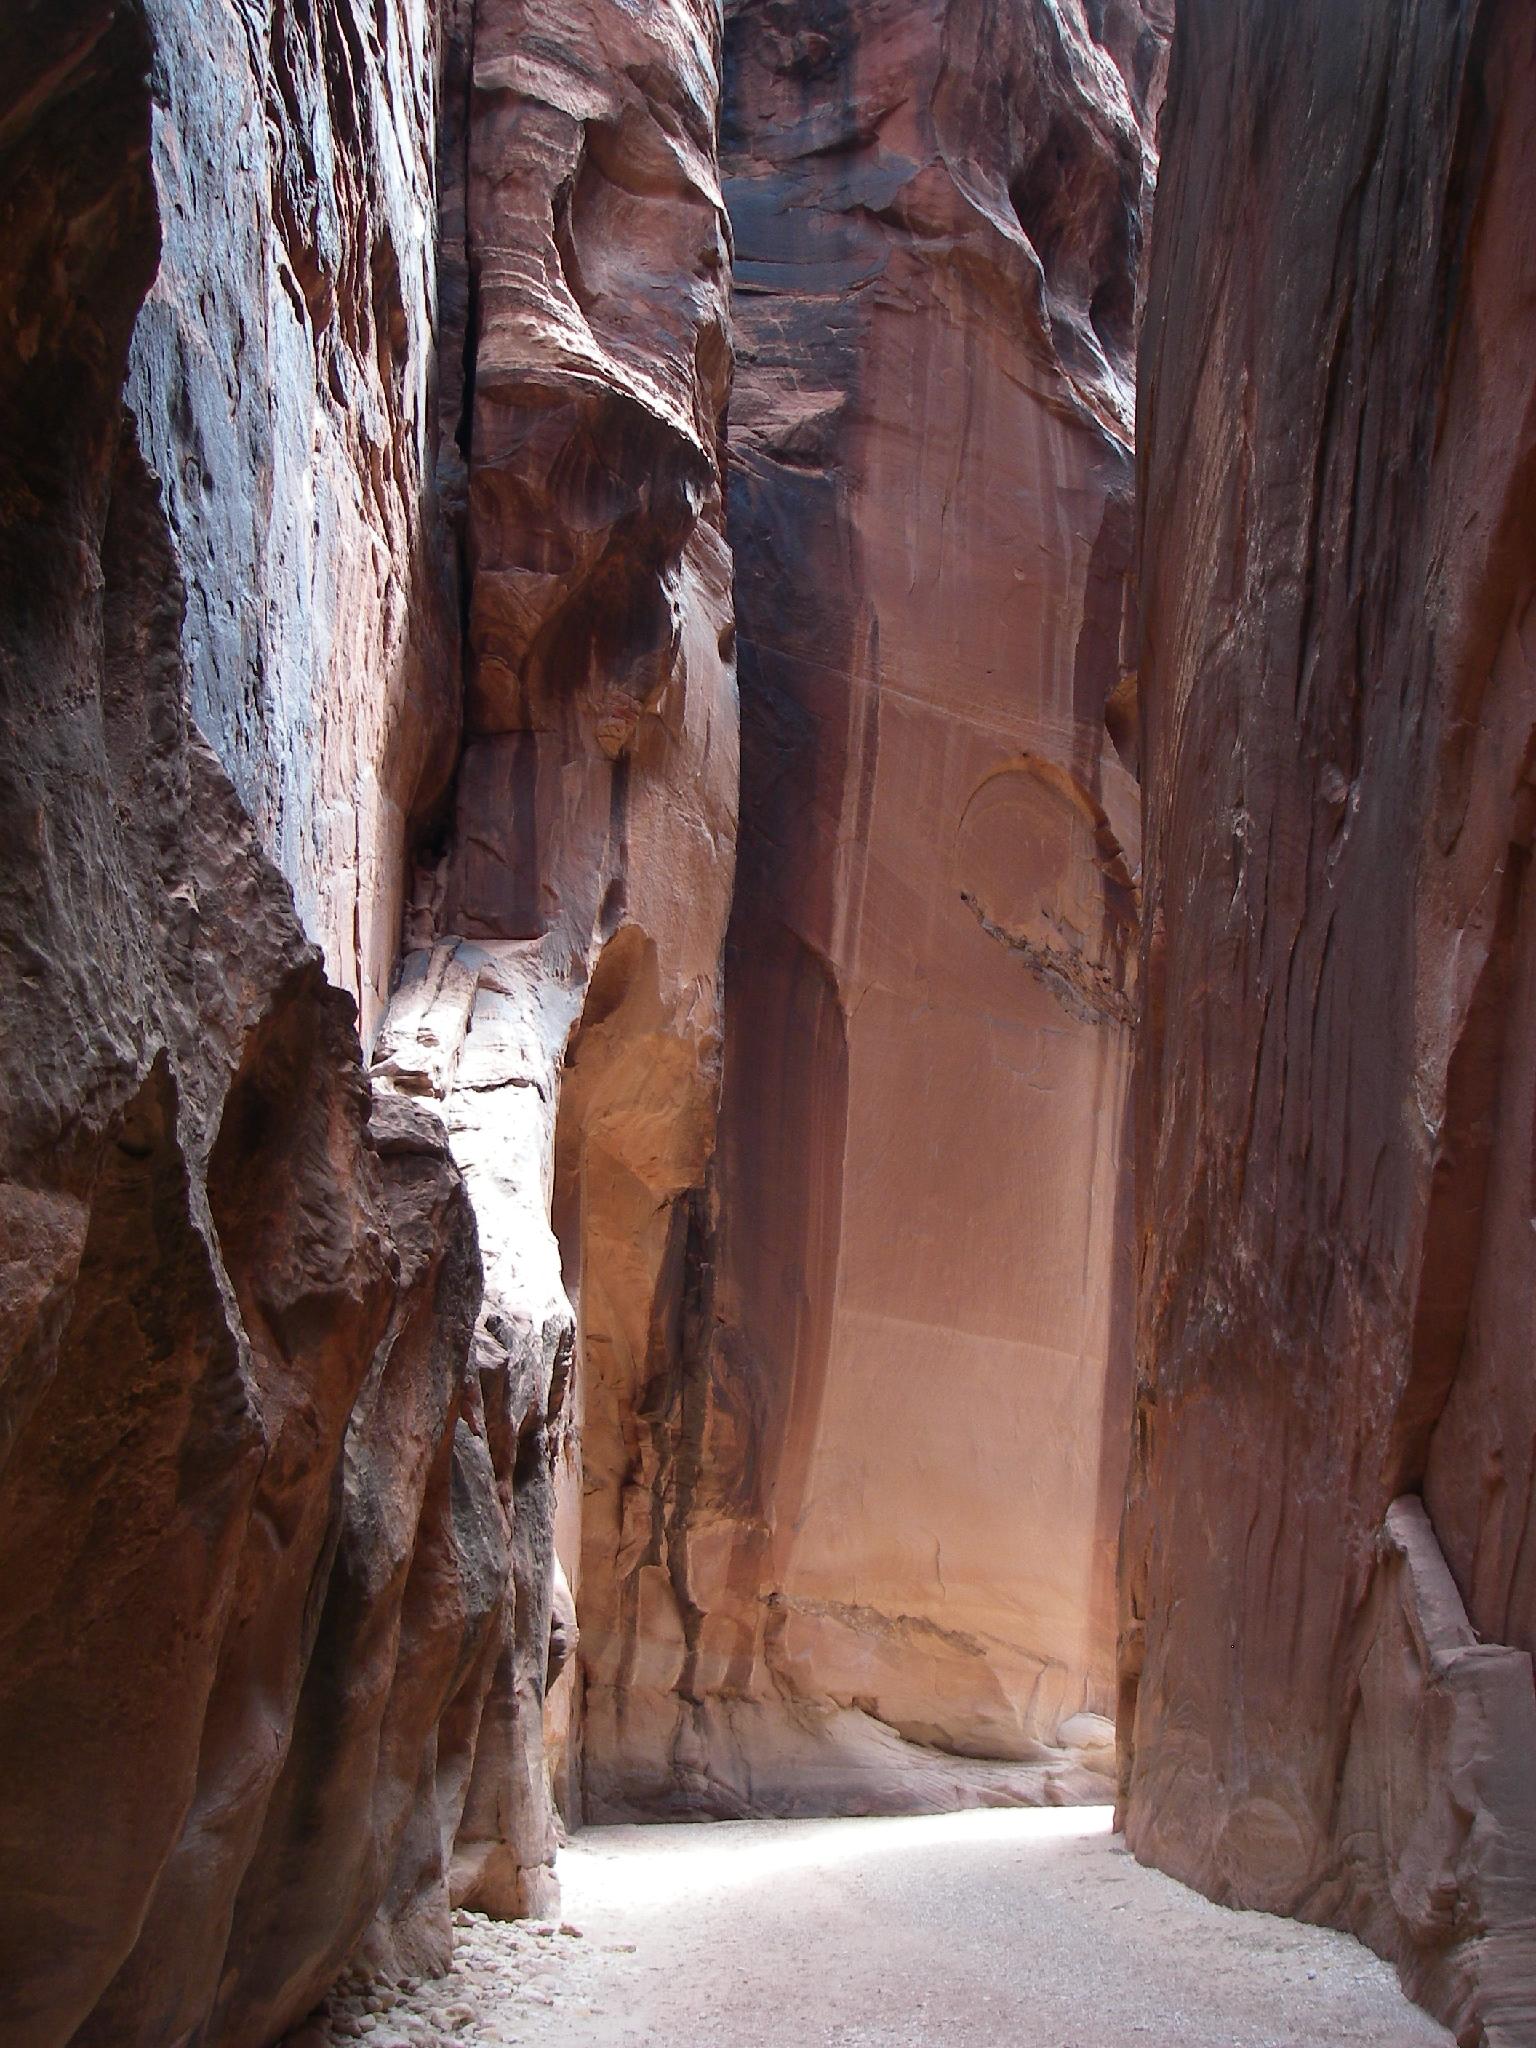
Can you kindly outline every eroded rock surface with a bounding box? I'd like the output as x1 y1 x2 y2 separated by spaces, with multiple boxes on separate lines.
1121 0 1536 2039
30 0 1534 2041
575 0 1167 1820
374 0 738 1869
129 0 460 1045
4 0 739 2030
0 5 518 2044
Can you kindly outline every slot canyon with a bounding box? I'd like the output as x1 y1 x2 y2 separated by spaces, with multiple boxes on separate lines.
0 0 1531 2043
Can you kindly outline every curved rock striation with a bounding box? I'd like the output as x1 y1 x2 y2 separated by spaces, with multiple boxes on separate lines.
375 0 738 1866
1121 0 1536 2039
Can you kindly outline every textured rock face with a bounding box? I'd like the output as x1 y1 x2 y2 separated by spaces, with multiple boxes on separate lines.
128 0 459 1044
2 0 737 2028
1121 0 1536 2040
578 0 1167 1819
0 5 522 2044
376 0 737 1860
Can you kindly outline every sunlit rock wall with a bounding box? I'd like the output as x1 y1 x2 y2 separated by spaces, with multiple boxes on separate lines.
1121 1 1536 2040
579 0 1168 1819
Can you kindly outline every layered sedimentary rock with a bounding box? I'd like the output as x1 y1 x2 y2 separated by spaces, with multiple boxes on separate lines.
1121 0 1536 2040
0 5 529 2043
373 0 737 1851
578 0 1167 1819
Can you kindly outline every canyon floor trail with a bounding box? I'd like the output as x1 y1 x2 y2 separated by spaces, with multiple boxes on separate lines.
295 1809 1452 2046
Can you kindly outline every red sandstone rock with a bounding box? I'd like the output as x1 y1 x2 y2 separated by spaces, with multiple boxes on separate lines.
1121 0 1536 2039
574 0 1166 1820
128 0 461 1045
3 0 739 2026
27 0 1536 2042
374 0 739 1876
0 6 511 2044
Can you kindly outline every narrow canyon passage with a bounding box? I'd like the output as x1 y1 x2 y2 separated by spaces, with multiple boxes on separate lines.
294 1811 1451 2048
4 0 1535 2043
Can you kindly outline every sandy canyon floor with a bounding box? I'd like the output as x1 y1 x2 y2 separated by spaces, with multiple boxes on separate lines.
290 1809 1451 2047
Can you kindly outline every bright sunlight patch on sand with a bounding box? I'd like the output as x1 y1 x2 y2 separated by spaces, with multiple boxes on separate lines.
570 1805 1117 1911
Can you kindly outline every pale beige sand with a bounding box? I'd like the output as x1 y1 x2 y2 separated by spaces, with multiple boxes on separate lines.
291 1808 1452 2048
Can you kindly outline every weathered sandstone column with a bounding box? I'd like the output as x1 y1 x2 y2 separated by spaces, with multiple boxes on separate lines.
372 0 738 1867
580 0 1168 1818
1121 1 1536 2040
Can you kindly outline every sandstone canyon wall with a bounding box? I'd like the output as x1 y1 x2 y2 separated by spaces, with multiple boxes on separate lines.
0 4 499 2048
1121 1 1536 2042
0 0 1185 2035
577 0 1169 1820
371 0 738 1869
0 0 608 2040
129 0 461 1044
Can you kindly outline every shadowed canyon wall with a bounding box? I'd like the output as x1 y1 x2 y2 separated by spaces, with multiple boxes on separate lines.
1120 0 1536 2041
1 22 1173 2029
577 0 1170 1820
4 0 738 2022
1 0 737 2029
130 0 462 1044
0 4 522 2043
371 0 738 1882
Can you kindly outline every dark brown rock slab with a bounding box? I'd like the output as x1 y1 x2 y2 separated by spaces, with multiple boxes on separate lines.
0 6 513 2044
1121 0 1536 2037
